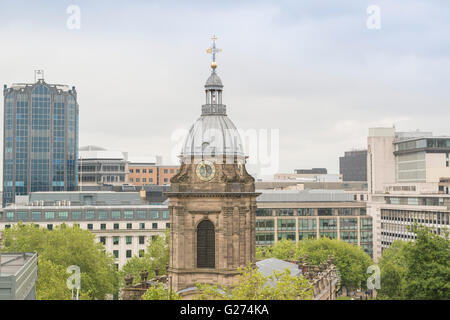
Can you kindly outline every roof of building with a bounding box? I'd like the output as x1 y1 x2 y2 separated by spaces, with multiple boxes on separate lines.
79 145 126 161
256 189 355 202
25 191 144 206
0 252 37 277
256 258 301 278
205 72 223 88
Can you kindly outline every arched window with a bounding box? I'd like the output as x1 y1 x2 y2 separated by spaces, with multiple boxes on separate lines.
197 219 215 268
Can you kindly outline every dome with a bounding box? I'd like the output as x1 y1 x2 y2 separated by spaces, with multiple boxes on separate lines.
205 72 223 88
181 115 244 157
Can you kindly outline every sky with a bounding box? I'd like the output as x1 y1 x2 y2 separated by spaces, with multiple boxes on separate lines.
1 0 450 180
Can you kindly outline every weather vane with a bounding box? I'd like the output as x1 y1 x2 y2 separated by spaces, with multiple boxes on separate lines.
206 35 222 70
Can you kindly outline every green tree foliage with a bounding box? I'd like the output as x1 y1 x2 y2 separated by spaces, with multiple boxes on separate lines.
119 229 170 286
3 223 119 300
257 238 373 290
195 264 314 300
378 225 450 300
141 283 181 300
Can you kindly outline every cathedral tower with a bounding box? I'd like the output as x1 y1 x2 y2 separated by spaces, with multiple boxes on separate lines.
167 37 259 294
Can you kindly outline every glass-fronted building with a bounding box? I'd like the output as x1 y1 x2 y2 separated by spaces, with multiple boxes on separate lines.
2 79 79 207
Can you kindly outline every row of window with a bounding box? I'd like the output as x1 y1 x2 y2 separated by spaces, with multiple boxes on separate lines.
256 208 367 217
256 218 372 231
129 168 178 174
2 222 169 231
0 209 170 221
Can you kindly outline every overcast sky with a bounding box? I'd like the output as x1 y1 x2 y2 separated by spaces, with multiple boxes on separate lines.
1 0 450 180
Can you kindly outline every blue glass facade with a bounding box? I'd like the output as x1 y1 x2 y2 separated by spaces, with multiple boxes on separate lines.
2 81 79 206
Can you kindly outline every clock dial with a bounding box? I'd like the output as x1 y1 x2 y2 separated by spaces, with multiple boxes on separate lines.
196 160 216 181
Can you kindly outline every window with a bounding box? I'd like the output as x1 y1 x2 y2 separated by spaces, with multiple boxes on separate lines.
126 250 132 258
136 178 140 182
124 211 134 219
31 211 42 220
114 223 119 230
6 212 14 221
299 232 316 240
17 212 28 221
111 211 121 219
85 211 95 220
58 211 68 220
319 218 337 230
166 223 170 229
162 210 170 219
255 233 274 245
139 236 145 244
340 231 358 243
100 237 106 245
126 236 132 245
143 178 146 183
164 178 168 183
127 223 132 229
256 209 273 217
129 178 133 182
137 211 146 219
149 178 153 182
298 219 316 231
139 223 145 230
139 249 145 257
136 169 140 173
98 211 108 220
164 169 168 174
320 231 337 239
318 208 333 216
113 236 119 245
45 212 55 220
276 209 294 216
338 208 355 216
277 219 295 231
129 169 134 173
72 211 82 220
361 218 372 230
113 250 119 258
152 223 158 229
197 220 215 268
298 208 314 216
101 223 106 230
47 224 53 231
143 169 147 173
278 232 296 241
150 211 159 219
256 220 274 231
87 224 93 230
340 218 358 230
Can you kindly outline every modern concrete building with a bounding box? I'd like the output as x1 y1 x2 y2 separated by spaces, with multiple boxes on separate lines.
0 252 38 300
2 79 79 207
367 128 450 261
0 191 170 269
78 146 128 187
339 150 367 182
255 190 373 257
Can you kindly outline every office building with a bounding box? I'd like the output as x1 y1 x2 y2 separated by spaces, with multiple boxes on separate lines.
2 79 79 207
339 150 367 182
367 128 450 261
78 145 128 187
255 190 373 257
0 191 170 269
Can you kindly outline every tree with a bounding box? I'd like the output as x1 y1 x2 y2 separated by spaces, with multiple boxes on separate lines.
3 223 119 300
141 283 181 300
377 240 408 300
257 238 373 291
195 264 314 300
119 229 170 286
378 225 450 300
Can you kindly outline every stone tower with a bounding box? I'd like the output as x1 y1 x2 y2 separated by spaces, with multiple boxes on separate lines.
167 37 259 294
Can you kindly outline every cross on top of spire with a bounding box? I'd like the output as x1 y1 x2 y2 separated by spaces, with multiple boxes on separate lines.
206 35 222 71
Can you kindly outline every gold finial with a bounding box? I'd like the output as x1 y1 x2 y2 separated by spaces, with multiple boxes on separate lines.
206 35 222 70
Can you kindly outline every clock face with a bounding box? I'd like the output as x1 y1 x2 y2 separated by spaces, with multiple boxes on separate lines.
196 160 216 182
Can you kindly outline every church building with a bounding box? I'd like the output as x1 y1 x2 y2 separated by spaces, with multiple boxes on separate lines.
167 37 260 296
